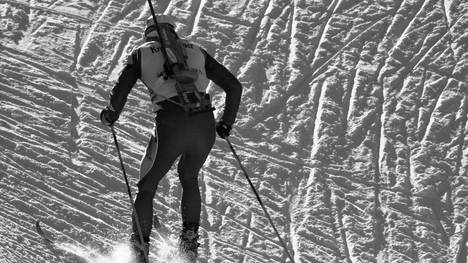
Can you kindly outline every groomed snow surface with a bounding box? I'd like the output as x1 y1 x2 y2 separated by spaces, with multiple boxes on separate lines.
0 0 467 262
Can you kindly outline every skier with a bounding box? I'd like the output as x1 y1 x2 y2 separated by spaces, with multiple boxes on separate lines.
100 14 242 262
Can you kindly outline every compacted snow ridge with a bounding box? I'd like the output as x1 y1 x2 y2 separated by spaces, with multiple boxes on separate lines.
0 0 467 262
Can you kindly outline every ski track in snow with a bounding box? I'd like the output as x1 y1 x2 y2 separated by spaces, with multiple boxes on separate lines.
1 0 467 262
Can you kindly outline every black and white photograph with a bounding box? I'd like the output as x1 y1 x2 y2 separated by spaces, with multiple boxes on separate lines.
0 0 467 262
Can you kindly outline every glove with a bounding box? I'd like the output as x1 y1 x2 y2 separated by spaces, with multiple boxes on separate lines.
100 107 118 126
216 120 232 138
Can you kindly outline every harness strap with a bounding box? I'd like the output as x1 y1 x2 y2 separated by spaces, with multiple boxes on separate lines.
157 94 214 115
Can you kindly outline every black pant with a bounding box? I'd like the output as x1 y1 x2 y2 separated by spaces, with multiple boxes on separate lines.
132 103 215 239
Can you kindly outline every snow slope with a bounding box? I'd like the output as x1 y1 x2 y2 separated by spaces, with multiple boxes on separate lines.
0 0 467 262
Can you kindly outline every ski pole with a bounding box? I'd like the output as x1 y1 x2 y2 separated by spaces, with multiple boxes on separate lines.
110 126 149 263
224 137 295 263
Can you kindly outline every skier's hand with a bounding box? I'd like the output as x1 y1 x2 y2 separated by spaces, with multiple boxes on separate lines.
100 107 118 127
216 120 231 138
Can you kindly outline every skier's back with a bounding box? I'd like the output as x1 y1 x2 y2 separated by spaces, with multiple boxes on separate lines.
100 14 242 262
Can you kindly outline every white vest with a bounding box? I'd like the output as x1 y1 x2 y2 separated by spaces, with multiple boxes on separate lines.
134 40 209 112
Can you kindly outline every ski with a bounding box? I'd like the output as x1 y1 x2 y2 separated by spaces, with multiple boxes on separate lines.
35 220 62 260
35 220 55 244
35 220 102 262
36 219 188 262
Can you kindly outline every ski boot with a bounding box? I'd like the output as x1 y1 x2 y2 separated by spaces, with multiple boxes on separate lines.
130 234 150 263
178 225 200 262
